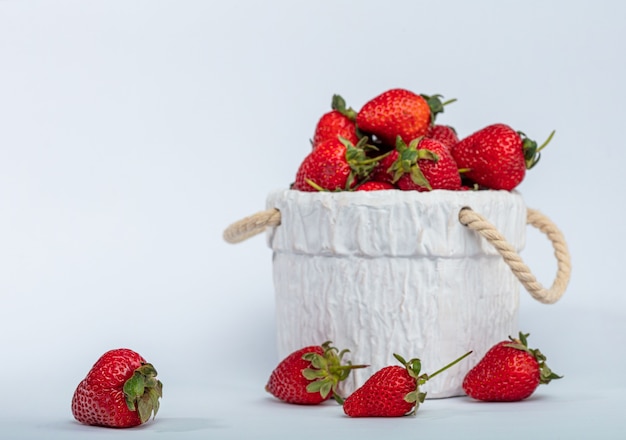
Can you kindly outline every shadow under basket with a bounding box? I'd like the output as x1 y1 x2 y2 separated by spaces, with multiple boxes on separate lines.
224 189 571 399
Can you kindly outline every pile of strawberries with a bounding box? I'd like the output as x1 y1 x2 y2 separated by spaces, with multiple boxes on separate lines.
293 88 554 193
266 333 561 417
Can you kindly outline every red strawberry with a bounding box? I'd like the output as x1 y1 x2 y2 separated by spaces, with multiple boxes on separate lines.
312 94 359 148
356 89 454 147
343 351 471 417
392 137 462 191
266 341 366 405
71 348 162 428
451 123 554 191
426 124 459 149
462 332 561 402
355 181 396 191
293 137 382 192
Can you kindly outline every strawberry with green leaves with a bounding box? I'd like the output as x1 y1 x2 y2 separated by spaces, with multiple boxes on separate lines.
356 88 454 148
462 332 561 402
266 341 366 405
451 123 554 191
71 348 163 428
312 94 359 148
343 351 472 417
293 137 384 192
391 137 462 191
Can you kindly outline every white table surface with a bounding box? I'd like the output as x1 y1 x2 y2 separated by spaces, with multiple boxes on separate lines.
2 303 624 440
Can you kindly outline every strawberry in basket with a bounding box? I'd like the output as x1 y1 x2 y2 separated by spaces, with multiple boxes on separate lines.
451 123 554 191
356 88 455 149
311 94 359 149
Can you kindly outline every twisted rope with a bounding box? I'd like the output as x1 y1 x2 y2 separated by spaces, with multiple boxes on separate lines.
458 207 571 304
222 208 281 244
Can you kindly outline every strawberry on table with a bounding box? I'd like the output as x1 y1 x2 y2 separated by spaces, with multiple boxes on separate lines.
312 94 359 148
451 123 554 191
71 348 163 428
462 332 561 402
343 351 472 417
356 88 454 148
266 341 367 405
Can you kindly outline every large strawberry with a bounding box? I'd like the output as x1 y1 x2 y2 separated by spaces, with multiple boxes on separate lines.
462 332 561 402
343 351 472 417
71 348 163 428
293 137 383 192
391 137 462 191
266 341 366 405
451 123 554 191
312 94 359 148
356 89 454 148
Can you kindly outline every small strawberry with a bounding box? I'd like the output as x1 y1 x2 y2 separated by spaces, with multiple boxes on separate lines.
462 332 561 402
356 89 455 147
312 94 359 148
343 351 472 417
355 181 396 191
451 123 554 191
293 137 384 192
71 348 162 428
266 341 367 405
368 149 398 184
426 124 459 149
391 137 462 191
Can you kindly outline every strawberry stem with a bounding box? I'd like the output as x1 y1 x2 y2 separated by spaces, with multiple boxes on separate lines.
394 350 471 416
420 94 456 123
302 341 369 405
537 130 556 153
331 94 357 121
427 351 473 380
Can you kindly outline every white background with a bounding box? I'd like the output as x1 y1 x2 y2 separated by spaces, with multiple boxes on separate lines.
1 1 625 439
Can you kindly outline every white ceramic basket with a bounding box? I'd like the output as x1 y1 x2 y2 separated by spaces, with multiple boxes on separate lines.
224 189 570 399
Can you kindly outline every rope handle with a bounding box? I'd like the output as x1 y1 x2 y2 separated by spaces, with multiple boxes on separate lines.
458 207 571 304
223 206 571 304
223 208 281 244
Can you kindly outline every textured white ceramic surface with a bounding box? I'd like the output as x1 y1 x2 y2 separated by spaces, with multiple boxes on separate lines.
266 189 527 398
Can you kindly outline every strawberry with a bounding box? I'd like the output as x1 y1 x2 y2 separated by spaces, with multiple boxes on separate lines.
426 124 459 149
71 348 162 428
312 94 359 148
391 137 462 191
355 181 396 191
462 332 561 402
343 351 472 417
356 89 454 147
293 137 383 192
451 123 554 191
265 341 366 405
